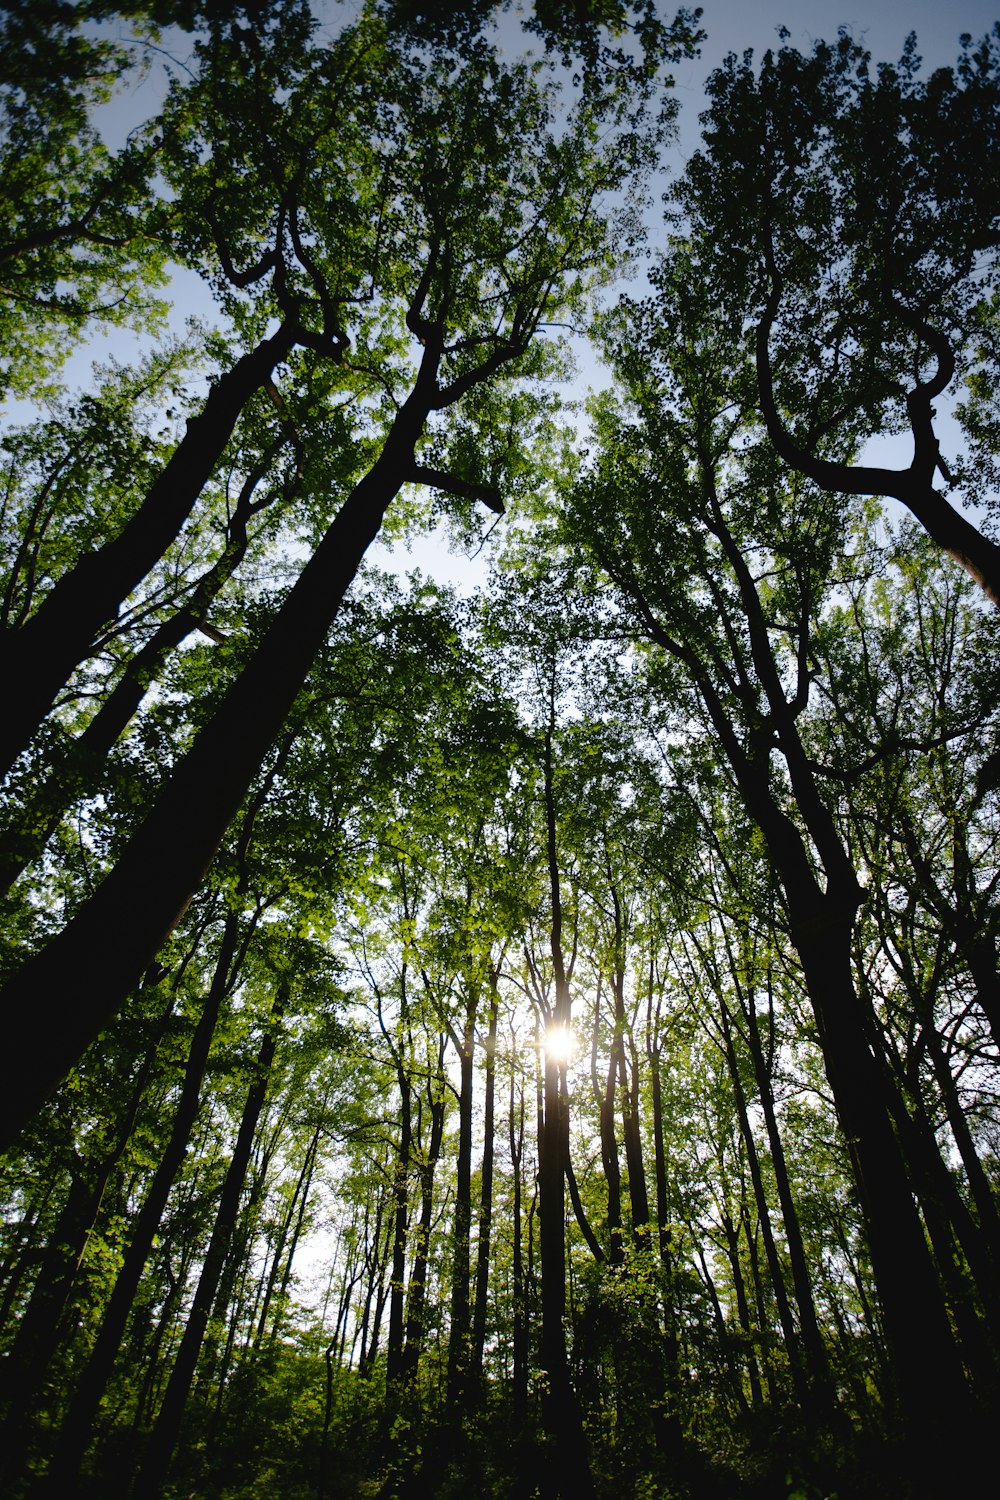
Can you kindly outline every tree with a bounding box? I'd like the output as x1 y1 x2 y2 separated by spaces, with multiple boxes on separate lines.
678 28 1000 606
558 245 983 1487
0 8 664 1148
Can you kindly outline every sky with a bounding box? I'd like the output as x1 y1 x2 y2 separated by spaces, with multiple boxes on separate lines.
30 1 1000 590
382 0 1000 587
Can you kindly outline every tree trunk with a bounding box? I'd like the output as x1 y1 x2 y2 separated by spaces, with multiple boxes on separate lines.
0 449 285 897
721 1211 763 1407
447 999 477 1409
0 366 439 1149
793 913 975 1472
385 1057 412 1390
399 1084 445 1384
43 955 233 1491
0 323 297 781
0 1011 166 1490
594 987 623 1267
131 989 284 1498
471 983 499 1385
509 1069 528 1426
740 983 834 1409
537 722 594 1499
719 1004 804 1404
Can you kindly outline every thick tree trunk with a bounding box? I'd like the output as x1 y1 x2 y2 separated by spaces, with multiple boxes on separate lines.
0 323 297 781
792 912 975 1483
0 375 437 1150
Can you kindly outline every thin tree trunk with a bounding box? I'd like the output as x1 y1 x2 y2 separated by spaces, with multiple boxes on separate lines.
447 997 477 1409
471 982 499 1385
719 1004 804 1404
594 986 623 1267
131 989 284 1498
44 769 276 1495
385 1075 412 1390
509 1069 528 1426
400 1083 445 1384
0 1010 167 1490
537 720 594 1500
721 1212 763 1407
0 445 289 896
741 980 833 1408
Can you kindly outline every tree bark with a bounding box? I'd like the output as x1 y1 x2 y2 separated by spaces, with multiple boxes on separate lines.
131 989 284 1498
537 722 594 1499
740 983 833 1409
0 361 439 1150
471 982 499 1386
0 322 298 781
447 998 477 1409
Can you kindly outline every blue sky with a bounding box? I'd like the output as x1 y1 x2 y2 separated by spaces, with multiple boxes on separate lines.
25 1 1000 586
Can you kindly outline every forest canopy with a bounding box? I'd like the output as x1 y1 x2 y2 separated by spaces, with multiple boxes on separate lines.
1 3 999 1498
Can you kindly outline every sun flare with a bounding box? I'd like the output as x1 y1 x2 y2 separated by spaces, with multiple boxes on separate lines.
543 1023 573 1064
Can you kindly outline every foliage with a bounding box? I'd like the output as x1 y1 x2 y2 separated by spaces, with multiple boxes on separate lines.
0 10 999 1500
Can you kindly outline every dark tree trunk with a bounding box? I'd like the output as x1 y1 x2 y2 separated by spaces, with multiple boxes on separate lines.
131 990 283 1498
0 323 297 781
720 1211 763 1407
0 448 287 897
0 369 439 1150
594 986 623 1267
44 768 275 1494
0 1176 58 1341
471 982 499 1385
254 1120 321 1356
43 937 235 1492
792 913 975 1477
695 1244 750 1419
719 1004 805 1404
537 723 594 1499
0 1012 166 1490
509 1071 528 1426
740 983 834 1409
385 1082 411 1391
399 1083 445 1384
620 1032 650 1241
447 999 477 1409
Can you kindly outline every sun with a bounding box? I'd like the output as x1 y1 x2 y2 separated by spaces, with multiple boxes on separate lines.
544 1023 573 1065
